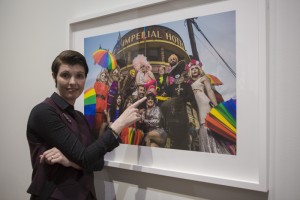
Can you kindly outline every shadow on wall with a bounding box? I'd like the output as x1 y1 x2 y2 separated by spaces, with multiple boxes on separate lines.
94 145 154 200
94 167 268 200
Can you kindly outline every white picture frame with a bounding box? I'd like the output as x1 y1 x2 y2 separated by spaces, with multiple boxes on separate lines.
69 0 268 192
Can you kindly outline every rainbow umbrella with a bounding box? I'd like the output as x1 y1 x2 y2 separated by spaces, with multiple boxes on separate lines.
84 87 96 127
205 98 236 143
206 74 223 85
92 49 117 71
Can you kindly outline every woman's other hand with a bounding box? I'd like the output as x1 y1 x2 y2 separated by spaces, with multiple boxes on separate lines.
40 147 82 170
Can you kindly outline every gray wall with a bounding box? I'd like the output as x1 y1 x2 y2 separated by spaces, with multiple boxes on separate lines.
0 0 299 199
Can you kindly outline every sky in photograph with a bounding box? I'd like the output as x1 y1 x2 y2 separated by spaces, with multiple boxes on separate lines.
84 11 236 100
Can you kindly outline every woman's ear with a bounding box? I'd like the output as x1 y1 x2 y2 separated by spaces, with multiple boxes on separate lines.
52 73 57 87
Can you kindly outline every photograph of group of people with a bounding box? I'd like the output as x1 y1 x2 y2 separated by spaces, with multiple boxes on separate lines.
83 11 236 155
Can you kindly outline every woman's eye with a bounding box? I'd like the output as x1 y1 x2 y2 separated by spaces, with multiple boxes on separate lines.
61 73 70 78
76 74 85 79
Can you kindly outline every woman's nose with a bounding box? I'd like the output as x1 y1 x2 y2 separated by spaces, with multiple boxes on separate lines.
69 76 76 84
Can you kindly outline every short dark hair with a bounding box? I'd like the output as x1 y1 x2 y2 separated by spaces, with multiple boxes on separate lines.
51 50 89 78
146 92 157 103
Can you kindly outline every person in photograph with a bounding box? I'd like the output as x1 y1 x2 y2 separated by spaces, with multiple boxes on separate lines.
26 50 146 200
143 92 167 148
166 54 179 85
133 54 156 87
107 93 124 125
132 84 147 133
135 84 147 110
107 66 120 110
188 59 231 154
93 69 109 138
156 65 170 105
160 60 196 150
168 54 178 68
156 65 168 95
120 68 136 99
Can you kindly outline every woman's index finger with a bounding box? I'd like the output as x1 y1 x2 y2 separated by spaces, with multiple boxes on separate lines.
131 97 147 108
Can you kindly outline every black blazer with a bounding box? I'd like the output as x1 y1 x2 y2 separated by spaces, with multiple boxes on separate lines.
27 93 119 199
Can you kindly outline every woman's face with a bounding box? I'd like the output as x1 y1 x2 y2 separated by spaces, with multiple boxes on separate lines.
100 72 107 82
190 65 201 78
159 66 165 75
116 95 122 106
146 96 155 108
141 65 147 72
54 64 86 105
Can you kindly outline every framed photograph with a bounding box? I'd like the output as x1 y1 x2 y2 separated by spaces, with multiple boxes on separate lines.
69 0 268 191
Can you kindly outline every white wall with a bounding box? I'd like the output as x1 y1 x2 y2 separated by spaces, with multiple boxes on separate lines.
268 0 300 199
0 0 299 200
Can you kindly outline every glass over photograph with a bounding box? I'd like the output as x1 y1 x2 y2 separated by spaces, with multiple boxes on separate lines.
83 11 236 155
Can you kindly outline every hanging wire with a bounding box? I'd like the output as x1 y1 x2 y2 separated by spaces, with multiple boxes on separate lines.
194 33 231 73
190 18 236 77
194 34 218 63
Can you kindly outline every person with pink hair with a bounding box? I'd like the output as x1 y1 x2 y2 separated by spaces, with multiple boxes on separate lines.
133 54 156 87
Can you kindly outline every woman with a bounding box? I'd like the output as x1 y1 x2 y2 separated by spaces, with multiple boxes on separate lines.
107 93 124 125
143 92 167 147
188 60 230 154
93 69 109 138
156 65 168 95
26 50 146 200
